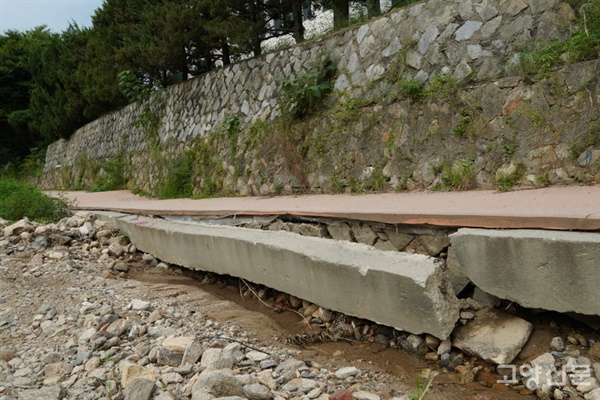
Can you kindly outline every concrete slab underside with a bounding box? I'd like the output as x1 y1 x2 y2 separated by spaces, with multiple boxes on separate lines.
97 212 460 339
450 228 600 316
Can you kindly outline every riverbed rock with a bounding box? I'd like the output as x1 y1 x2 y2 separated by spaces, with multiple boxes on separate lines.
122 364 156 388
193 370 244 398
453 309 532 364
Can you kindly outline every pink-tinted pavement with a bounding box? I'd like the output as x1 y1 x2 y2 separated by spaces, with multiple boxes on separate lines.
51 185 600 231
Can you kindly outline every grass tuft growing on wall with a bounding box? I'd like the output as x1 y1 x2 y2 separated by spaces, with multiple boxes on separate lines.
89 154 128 192
508 1 600 79
157 151 195 199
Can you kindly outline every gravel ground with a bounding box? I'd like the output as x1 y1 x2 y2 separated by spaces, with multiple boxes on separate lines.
1 212 597 400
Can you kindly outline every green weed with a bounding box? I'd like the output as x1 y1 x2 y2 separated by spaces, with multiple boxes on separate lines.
0 178 69 222
427 74 459 100
278 53 336 118
90 153 128 192
496 162 526 191
568 119 600 159
409 372 436 400
399 79 425 102
365 167 388 191
536 172 551 186
452 115 472 138
507 1 600 79
330 175 345 193
440 159 476 191
157 151 195 199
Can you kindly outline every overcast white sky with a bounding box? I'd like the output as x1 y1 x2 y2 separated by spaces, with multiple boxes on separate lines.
0 0 104 34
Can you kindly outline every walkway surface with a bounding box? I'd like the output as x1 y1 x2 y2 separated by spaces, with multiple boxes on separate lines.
52 185 600 231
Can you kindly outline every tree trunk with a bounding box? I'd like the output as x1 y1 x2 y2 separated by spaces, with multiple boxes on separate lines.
366 0 380 18
250 0 262 57
252 36 262 57
332 0 350 30
181 45 189 81
222 42 231 66
292 1 305 43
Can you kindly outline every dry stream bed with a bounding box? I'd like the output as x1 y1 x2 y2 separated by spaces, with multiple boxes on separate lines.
0 213 598 400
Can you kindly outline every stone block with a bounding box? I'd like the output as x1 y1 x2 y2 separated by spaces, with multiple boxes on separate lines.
121 364 155 388
385 229 414 251
3 218 32 237
123 378 155 400
351 224 378 246
193 370 244 398
329 389 352 400
373 239 397 252
416 232 450 256
18 385 65 400
454 21 483 41
446 246 471 294
453 309 532 364
200 348 234 370
182 338 204 366
162 336 195 353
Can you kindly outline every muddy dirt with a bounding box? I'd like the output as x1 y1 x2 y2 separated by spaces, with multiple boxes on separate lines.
3 232 596 399
126 263 536 400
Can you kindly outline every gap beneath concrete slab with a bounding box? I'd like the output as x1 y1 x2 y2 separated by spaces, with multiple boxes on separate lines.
94 211 461 339
87 208 600 371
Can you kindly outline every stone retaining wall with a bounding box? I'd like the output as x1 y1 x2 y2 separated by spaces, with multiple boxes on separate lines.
41 0 600 193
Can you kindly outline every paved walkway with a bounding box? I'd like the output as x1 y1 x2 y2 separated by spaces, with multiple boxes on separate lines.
52 185 600 231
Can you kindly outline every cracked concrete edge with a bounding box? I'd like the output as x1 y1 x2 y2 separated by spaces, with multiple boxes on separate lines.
94 211 461 339
449 228 600 316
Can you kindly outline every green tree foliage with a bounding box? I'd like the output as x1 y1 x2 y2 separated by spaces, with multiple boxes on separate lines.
0 0 424 167
0 25 99 161
27 25 92 141
0 29 41 162
91 0 212 87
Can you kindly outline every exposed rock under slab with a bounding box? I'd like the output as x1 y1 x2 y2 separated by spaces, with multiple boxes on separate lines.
453 308 533 365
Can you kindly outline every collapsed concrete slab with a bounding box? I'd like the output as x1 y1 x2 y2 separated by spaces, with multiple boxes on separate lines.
450 228 600 316
97 212 460 339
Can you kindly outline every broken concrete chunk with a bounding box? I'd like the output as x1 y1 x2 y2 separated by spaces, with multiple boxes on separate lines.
102 213 461 339
453 308 533 364
445 247 471 296
450 228 600 316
